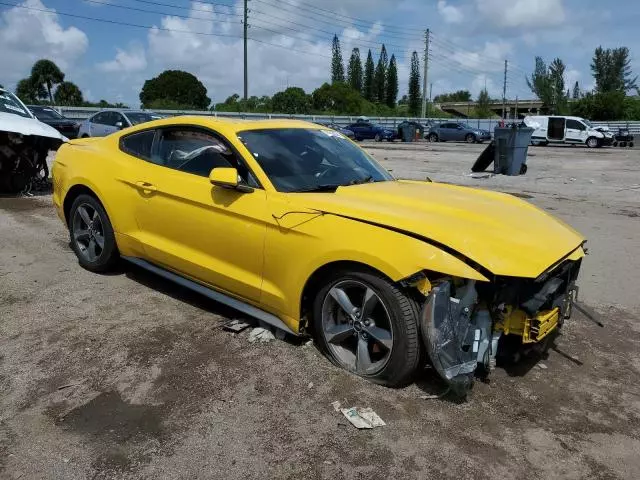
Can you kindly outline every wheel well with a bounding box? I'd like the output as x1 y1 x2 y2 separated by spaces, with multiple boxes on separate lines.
63 184 99 226
299 260 394 327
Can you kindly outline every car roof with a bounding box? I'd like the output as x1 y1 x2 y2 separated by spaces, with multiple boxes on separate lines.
112 115 326 135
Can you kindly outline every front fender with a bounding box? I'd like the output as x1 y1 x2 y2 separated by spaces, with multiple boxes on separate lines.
260 212 488 327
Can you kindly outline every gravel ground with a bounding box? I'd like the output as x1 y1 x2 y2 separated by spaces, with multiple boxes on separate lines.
1 142 639 479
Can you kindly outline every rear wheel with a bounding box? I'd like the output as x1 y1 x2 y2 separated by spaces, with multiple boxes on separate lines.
69 194 119 272
466 133 476 143
312 268 422 387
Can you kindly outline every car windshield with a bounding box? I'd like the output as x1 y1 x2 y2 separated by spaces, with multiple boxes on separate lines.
237 128 393 193
583 119 592 128
31 107 65 121
0 90 33 118
125 112 162 125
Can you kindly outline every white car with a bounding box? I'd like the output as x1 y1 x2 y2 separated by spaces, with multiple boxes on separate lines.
0 88 67 193
524 115 613 148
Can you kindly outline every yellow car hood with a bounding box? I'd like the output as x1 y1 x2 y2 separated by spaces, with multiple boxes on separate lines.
290 180 585 278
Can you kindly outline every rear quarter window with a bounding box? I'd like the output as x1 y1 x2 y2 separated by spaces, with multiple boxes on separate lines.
120 130 155 160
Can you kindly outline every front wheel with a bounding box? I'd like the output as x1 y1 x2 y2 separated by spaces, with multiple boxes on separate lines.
465 134 476 143
69 194 119 272
312 268 422 387
586 137 599 148
428 133 438 142
374 133 382 142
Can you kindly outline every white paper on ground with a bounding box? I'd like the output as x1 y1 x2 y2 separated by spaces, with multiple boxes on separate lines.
340 407 386 429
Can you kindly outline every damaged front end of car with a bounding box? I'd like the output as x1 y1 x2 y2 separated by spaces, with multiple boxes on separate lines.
417 254 582 397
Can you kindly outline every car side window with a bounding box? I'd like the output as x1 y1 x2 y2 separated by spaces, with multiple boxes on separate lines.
92 112 107 125
153 128 259 186
567 119 585 131
120 130 155 161
115 113 128 127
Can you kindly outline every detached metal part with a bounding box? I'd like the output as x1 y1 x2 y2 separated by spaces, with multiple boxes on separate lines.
420 281 494 397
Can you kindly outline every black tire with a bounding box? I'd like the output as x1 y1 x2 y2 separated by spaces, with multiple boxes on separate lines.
586 137 599 148
465 133 476 144
374 133 382 142
312 267 422 387
620 141 627 147
520 164 528 175
630 141 634 148
68 194 119 272
428 133 438 142
613 141 618 147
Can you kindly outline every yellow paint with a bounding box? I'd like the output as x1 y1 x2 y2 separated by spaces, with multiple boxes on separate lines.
496 307 560 344
53 117 585 334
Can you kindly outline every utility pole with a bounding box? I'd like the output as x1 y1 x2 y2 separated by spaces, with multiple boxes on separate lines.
243 0 249 101
501 59 507 120
428 82 433 117
421 28 430 119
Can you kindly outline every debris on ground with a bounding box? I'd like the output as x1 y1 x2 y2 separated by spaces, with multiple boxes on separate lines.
223 319 251 333
303 340 314 348
248 327 276 344
307 382 314 389
331 400 342 412
537 363 548 370
340 407 386 429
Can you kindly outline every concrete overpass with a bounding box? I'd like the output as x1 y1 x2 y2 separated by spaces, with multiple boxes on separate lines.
437 99 544 118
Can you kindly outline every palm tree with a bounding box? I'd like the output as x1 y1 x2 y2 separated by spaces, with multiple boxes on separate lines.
31 59 65 104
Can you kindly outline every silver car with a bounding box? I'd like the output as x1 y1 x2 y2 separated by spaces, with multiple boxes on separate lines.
427 122 492 143
78 109 163 138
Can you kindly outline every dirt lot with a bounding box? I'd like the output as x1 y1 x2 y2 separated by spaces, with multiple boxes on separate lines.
1 142 639 479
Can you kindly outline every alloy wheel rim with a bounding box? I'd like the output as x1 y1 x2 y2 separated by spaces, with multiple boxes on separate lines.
321 280 394 375
72 203 105 262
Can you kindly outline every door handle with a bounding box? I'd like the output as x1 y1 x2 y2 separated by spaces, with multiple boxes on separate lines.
135 181 157 192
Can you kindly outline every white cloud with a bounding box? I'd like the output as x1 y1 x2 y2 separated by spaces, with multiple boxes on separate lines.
437 1 463 24
0 0 89 87
471 74 499 97
477 0 565 28
97 44 147 73
450 40 513 72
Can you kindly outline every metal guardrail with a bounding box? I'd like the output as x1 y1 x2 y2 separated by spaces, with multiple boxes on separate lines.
55 106 640 134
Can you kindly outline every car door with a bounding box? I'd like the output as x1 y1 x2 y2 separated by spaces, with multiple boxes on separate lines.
565 119 587 144
453 124 466 141
130 125 268 302
89 112 109 137
439 123 454 141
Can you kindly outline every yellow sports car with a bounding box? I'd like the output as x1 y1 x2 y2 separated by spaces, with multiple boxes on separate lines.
52 116 585 393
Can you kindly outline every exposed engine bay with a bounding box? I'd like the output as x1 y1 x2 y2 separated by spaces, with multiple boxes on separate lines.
420 257 582 397
0 131 63 194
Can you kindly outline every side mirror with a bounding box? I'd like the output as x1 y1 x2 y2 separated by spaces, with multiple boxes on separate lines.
115 121 123 129
209 167 253 193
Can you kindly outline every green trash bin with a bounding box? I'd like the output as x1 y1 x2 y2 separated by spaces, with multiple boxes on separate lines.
493 126 534 175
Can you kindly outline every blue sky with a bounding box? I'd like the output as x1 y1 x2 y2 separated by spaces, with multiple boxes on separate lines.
1 0 639 107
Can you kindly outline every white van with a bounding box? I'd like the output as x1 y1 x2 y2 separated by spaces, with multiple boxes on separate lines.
523 115 613 148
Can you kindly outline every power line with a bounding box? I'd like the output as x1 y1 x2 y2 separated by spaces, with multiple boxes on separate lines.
248 36 331 59
127 0 240 16
0 1 243 38
249 0 423 40
82 0 241 22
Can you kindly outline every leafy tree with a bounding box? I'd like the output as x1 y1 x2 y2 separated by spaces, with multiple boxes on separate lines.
433 90 472 102
571 90 626 120
373 44 388 103
312 82 372 114
363 50 375 102
271 87 311 114
15 77 46 104
549 58 569 114
385 54 398 108
331 35 345 84
408 51 421 116
30 59 65 104
527 56 554 113
591 46 638 94
140 70 210 109
572 81 581 99
347 48 363 93
53 81 83 106
475 88 492 118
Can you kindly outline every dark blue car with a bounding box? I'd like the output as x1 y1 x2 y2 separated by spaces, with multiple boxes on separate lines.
346 121 396 142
